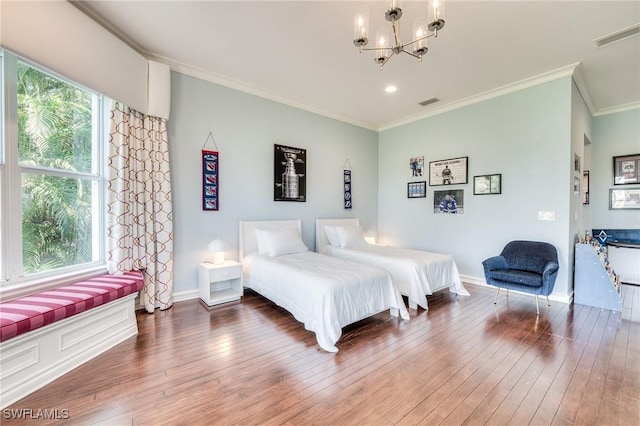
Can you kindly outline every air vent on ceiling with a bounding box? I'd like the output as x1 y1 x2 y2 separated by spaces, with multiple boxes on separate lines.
418 97 441 107
594 23 640 48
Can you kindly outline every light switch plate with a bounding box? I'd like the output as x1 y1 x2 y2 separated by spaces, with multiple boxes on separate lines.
538 211 555 221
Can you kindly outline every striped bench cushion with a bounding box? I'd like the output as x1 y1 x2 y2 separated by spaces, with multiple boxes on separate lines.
0 271 144 342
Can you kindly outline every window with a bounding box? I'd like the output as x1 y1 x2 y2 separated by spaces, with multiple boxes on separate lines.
1 50 107 288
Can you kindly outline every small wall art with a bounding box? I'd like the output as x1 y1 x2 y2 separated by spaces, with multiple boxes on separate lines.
201 132 220 211
610 188 640 209
407 181 426 198
202 150 219 210
274 144 306 202
433 189 464 214
613 153 640 185
583 170 590 204
410 156 424 177
429 156 468 186
344 168 352 209
473 174 501 195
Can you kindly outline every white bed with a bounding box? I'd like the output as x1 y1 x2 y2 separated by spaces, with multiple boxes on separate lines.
316 218 470 310
239 220 409 353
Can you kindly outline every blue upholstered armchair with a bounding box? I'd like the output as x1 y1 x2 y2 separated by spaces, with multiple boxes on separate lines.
482 240 559 314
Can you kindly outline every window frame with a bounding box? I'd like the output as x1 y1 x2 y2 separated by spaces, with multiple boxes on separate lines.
1 49 108 298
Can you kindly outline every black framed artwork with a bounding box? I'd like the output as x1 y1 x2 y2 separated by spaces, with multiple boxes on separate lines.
428 156 468 186
274 144 306 202
473 174 501 195
407 181 426 198
613 153 640 185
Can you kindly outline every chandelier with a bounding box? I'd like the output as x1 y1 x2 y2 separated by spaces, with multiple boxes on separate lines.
353 0 446 69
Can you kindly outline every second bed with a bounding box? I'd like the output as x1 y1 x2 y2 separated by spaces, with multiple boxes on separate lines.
316 218 470 310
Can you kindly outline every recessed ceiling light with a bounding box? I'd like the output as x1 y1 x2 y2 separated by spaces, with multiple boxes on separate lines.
385 85 397 93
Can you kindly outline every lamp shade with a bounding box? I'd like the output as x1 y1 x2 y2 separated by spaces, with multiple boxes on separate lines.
207 238 227 264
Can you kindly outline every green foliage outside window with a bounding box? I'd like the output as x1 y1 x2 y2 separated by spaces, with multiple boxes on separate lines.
17 62 96 274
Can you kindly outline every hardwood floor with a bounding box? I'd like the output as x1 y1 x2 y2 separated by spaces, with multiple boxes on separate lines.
4 283 639 425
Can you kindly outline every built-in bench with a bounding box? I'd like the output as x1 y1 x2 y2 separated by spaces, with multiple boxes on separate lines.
0 271 144 409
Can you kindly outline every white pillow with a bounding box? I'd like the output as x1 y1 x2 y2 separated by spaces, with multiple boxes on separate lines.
335 226 368 249
256 228 308 257
255 228 270 255
324 225 340 246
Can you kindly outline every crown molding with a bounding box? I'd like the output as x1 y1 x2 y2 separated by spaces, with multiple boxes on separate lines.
147 53 379 132
378 63 580 131
593 101 640 117
571 62 597 116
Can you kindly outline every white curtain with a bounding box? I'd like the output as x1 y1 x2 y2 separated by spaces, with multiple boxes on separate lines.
107 102 174 312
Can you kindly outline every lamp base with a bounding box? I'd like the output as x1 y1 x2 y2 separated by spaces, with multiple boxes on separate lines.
212 252 225 265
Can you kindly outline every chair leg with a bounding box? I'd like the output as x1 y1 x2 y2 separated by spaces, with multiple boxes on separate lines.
546 296 551 306
535 295 540 315
494 288 500 304
506 289 509 298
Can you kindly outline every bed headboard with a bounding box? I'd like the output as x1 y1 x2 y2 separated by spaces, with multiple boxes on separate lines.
315 218 359 252
239 219 302 260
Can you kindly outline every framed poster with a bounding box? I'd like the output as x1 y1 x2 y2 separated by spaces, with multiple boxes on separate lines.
407 181 426 198
473 174 501 195
429 156 468 186
202 150 219 211
610 188 640 209
433 189 464 214
613 153 640 185
274 144 306 202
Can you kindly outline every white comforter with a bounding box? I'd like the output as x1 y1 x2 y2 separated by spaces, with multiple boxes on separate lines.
242 251 409 352
321 244 470 310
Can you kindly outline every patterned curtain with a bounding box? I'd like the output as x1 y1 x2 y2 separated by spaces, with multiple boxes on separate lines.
107 102 174 313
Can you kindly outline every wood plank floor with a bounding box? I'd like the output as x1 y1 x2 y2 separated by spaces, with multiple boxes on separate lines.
4 283 639 425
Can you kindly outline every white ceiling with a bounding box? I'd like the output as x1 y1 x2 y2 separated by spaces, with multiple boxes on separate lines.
74 1 640 130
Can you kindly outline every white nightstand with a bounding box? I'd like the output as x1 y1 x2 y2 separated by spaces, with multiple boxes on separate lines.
198 260 243 307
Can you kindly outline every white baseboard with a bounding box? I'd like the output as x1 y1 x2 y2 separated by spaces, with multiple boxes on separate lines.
172 289 199 303
460 274 573 304
0 293 139 409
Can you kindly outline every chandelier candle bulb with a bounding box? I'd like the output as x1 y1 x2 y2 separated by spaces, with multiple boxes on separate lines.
375 27 391 68
386 0 403 21
353 5 369 47
428 0 446 32
413 17 429 56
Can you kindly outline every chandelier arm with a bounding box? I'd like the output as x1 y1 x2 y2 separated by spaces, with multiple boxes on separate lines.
401 50 423 60
392 19 402 48
360 46 394 52
400 33 435 49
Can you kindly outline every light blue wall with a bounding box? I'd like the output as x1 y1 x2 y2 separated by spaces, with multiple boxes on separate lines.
168 70 636 301
377 77 574 297
591 108 640 229
168 72 379 295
